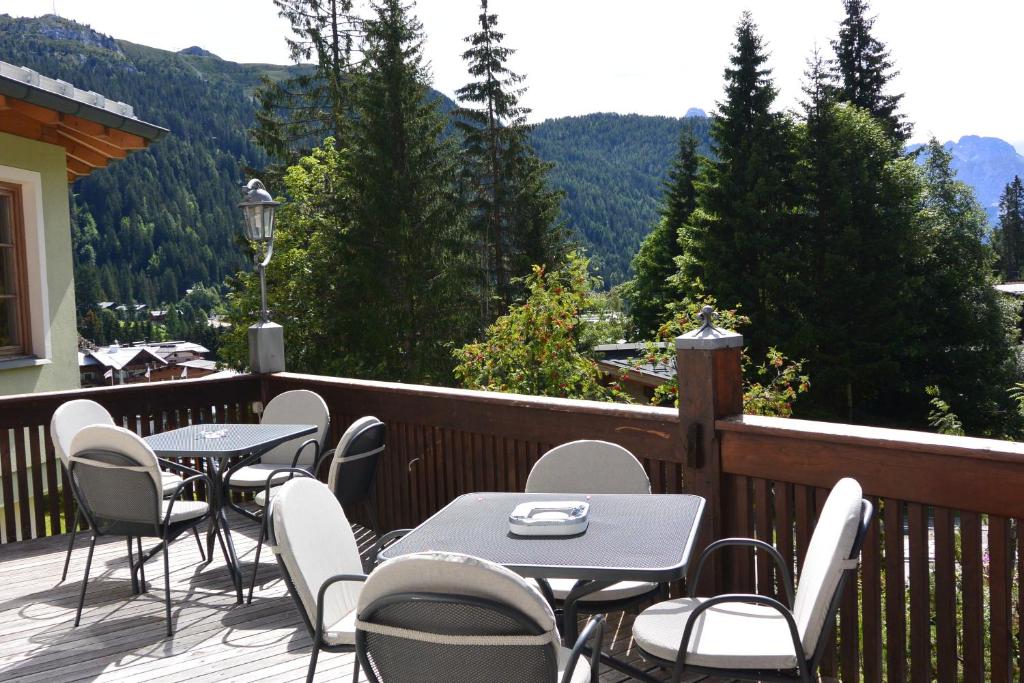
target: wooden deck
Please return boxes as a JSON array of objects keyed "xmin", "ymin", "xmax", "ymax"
[{"xmin": 0, "ymin": 512, "xmax": 702, "ymax": 682}]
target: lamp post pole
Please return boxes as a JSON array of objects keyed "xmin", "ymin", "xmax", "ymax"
[{"xmin": 239, "ymin": 179, "xmax": 284, "ymax": 373}]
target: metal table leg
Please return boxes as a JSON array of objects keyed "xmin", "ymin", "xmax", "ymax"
[{"xmin": 201, "ymin": 457, "xmax": 243, "ymax": 603}]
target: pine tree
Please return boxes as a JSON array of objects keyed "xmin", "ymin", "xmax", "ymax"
[
  {"xmin": 252, "ymin": 0, "xmax": 361, "ymax": 168},
  {"xmin": 625, "ymin": 129, "xmax": 699, "ymax": 336},
  {"xmin": 453, "ymin": 0, "xmax": 566, "ymax": 317},
  {"xmin": 677, "ymin": 12, "xmax": 801, "ymax": 356},
  {"xmin": 346, "ymin": 0, "xmax": 475, "ymax": 382},
  {"xmin": 831, "ymin": 0, "xmax": 909, "ymax": 141},
  {"xmin": 994, "ymin": 176, "xmax": 1024, "ymax": 281},
  {"xmin": 795, "ymin": 56, "xmax": 922, "ymax": 421},
  {"xmin": 910, "ymin": 141, "xmax": 1020, "ymax": 434}
]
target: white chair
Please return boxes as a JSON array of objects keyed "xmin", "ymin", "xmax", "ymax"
[
  {"xmin": 67, "ymin": 424, "xmax": 224, "ymax": 636},
  {"xmin": 356, "ymin": 551, "xmax": 604, "ymax": 683},
  {"xmin": 268, "ymin": 476, "xmax": 368, "ymax": 683},
  {"xmin": 224, "ymin": 390, "xmax": 330, "ymax": 522},
  {"xmin": 525, "ymin": 440, "xmax": 661, "ymax": 617},
  {"xmin": 631, "ymin": 478, "xmax": 873, "ymax": 683},
  {"xmin": 50, "ymin": 399, "xmax": 202, "ymax": 582},
  {"xmin": 248, "ymin": 416, "xmax": 385, "ymax": 603}
]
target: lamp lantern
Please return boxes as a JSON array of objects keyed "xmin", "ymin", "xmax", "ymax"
[{"xmin": 239, "ymin": 179, "xmax": 280, "ymax": 323}]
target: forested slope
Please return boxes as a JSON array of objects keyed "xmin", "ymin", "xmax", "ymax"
[{"xmin": 0, "ymin": 14, "xmax": 710, "ymax": 299}]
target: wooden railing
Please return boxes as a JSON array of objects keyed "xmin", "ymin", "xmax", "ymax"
[
  {"xmin": 717, "ymin": 415, "xmax": 1024, "ymax": 683},
  {"xmin": 264, "ymin": 373, "xmax": 682, "ymax": 531},
  {"xmin": 0, "ymin": 375, "xmax": 260, "ymax": 544},
  {"xmin": 3, "ymin": 353, "xmax": 1024, "ymax": 681}
]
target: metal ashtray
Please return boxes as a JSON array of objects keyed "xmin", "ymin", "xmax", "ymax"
[
  {"xmin": 198, "ymin": 428, "xmax": 228, "ymax": 440},
  {"xmin": 509, "ymin": 501, "xmax": 590, "ymax": 537}
]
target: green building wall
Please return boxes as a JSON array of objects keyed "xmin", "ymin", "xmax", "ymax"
[{"xmin": 0, "ymin": 131, "xmax": 80, "ymax": 396}]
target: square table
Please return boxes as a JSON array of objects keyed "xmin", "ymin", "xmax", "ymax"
[
  {"xmin": 378, "ymin": 491, "xmax": 705, "ymax": 674},
  {"xmin": 145, "ymin": 422, "xmax": 317, "ymax": 602}
]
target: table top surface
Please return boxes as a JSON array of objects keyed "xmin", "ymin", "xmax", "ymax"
[
  {"xmin": 378, "ymin": 492, "xmax": 706, "ymax": 582},
  {"xmin": 144, "ymin": 423, "xmax": 317, "ymax": 459}
]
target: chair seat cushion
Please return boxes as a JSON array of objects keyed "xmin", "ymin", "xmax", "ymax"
[
  {"xmin": 254, "ymin": 485, "xmax": 283, "ymax": 508},
  {"xmin": 322, "ymin": 607, "xmax": 358, "ymax": 646},
  {"xmin": 161, "ymin": 499, "xmax": 209, "ymax": 525},
  {"xmin": 160, "ymin": 472, "xmax": 183, "ymax": 496},
  {"xmin": 633, "ymin": 597, "xmax": 800, "ymax": 670},
  {"xmin": 534, "ymin": 578, "xmax": 658, "ymax": 604},
  {"xmin": 228, "ymin": 464, "xmax": 308, "ymax": 488},
  {"xmin": 557, "ymin": 646, "xmax": 591, "ymax": 683}
]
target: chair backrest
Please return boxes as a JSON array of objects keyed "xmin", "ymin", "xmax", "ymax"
[
  {"xmin": 356, "ymin": 552, "xmax": 561, "ymax": 682},
  {"xmin": 269, "ymin": 477, "xmax": 364, "ymax": 634},
  {"xmin": 50, "ymin": 399, "xmax": 115, "ymax": 467},
  {"xmin": 260, "ymin": 390, "xmax": 330, "ymax": 466},
  {"xmin": 792, "ymin": 477, "xmax": 866, "ymax": 656},
  {"xmin": 327, "ymin": 416, "xmax": 386, "ymax": 505},
  {"xmin": 525, "ymin": 439, "xmax": 650, "ymax": 494},
  {"xmin": 68, "ymin": 424, "xmax": 163, "ymax": 533}
]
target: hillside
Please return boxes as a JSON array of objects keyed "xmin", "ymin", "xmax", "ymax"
[
  {"xmin": 938, "ymin": 136, "xmax": 1024, "ymax": 220},
  {"xmin": 8, "ymin": 14, "xmax": 1019, "ymax": 302},
  {"xmin": 0, "ymin": 14, "xmax": 715, "ymax": 299},
  {"xmin": 532, "ymin": 112, "xmax": 712, "ymax": 284}
]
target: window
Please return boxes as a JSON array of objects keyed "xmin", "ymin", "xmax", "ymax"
[{"xmin": 0, "ymin": 182, "xmax": 29, "ymax": 357}]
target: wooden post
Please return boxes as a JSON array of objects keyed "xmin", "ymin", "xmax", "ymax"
[{"xmin": 676, "ymin": 306, "xmax": 744, "ymax": 595}]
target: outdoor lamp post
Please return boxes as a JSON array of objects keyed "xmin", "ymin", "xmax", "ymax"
[
  {"xmin": 239, "ymin": 179, "xmax": 285, "ymax": 373},
  {"xmin": 239, "ymin": 179, "xmax": 280, "ymax": 323}
]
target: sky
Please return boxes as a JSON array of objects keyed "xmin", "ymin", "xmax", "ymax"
[{"xmin": 5, "ymin": 0, "xmax": 1023, "ymax": 150}]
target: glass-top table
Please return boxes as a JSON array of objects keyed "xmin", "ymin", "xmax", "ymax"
[
  {"xmin": 145, "ymin": 423, "xmax": 317, "ymax": 603},
  {"xmin": 379, "ymin": 491, "xmax": 706, "ymax": 676}
]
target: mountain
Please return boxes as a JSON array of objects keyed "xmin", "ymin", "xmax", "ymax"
[
  {"xmin": 939, "ymin": 136, "xmax": 1024, "ymax": 220},
  {"xmin": 909, "ymin": 136, "xmax": 1024, "ymax": 221},
  {"xmin": 0, "ymin": 14, "xmax": 716, "ymax": 299},
  {"xmin": 532, "ymin": 113, "xmax": 712, "ymax": 284}
]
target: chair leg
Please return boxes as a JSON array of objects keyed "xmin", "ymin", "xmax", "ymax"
[
  {"xmin": 61, "ymin": 509, "xmax": 83, "ymax": 583},
  {"xmin": 137, "ymin": 536, "xmax": 147, "ymax": 593},
  {"xmin": 74, "ymin": 536, "xmax": 96, "ymax": 627},
  {"xmin": 247, "ymin": 514, "xmax": 268, "ymax": 604},
  {"xmin": 192, "ymin": 526, "xmax": 206, "ymax": 562},
  {"xmin": 163, "ymin": 540, "xmax": 173, "ymax": 637},
  {"xmin": 127, "ymin": 537, "xmax": 139, "ymax": 594},
  {"xmin": 351, "ymin": 654, "xmax": 360, "ymax": 683},
  {"xmin": 306, "ymin": 644, "xmax": 320, "ymax": 683}
]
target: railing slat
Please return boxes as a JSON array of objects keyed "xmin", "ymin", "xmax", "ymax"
[
  {"xmin": 861, "ymin": 498, "xmax": 883, "ymax": 683},
  {"xmin": 933, "ymin": 507, "xmax": 958, "ymax": 683},
  {"xmin": 0, "ymin": 429, "xmax": 15, "ymax": 542},
  {"xmin": 752, "ymin": 478, "xmax": 772, "ymax": 596},
  {"xmin": 13, "ymin": 427, "xmax": 30, "ymax": 541},
  {"xmin": 884, "ymin": 498, "xmax": 907, "ymax": 682},
  {"xmin": 989, "ymin": 516, "xmax": 1013, "ymax": 683},
  {"xmin": 908, "ymin": 502, "xmax": 930, "ymax": 683},
  {"xmin": 28, "ymin": 425, "xmax": 45, "ymax": 536},
  {"xmin": 961, "ymin": 511, "xmax": 984, "ymax": 681},
  {"xmin": 42, "ymin": 427, "xmax": 61, "ymax": 535}
]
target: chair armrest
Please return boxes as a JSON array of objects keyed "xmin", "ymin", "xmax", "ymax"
[
  {"xmin": 158, "ymin": 458, "xmax": 202, "ymax": 478},
  {"xmin": 314, "ymin": 573, "xmax": 368, "ymax": 644},
  {"xmin": 675, "ymin": 594, "xmax": 805, "ymax": 674},
  {"xmin": 290, "ymin": 438, "xmax": 320, "ymax": 469},
  {"xmin": 372, "ymin": 528, "xmax": 413, "ymax": 565},
  {"xmin": 689, "ymin": 537, "xmax": 795, "ymax": 607},
  {"xmin": 260, "ymin": 467, "xmax": 315, "ymax": 508},
  {"xmin": 313, "ymin": 447, "xmax": 336, "ymax": 476},
  {"xmin": 563, "ymin": 614, "xmax": 604, "ymax": 683},
  {"xmin": 162, "ymin": 473, "xmax": 214, "ymax": 535}
]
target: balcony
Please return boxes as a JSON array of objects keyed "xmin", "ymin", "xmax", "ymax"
[{"xmin": 2, "ymin": 354, "xmax": 1023, "ymax": 681}]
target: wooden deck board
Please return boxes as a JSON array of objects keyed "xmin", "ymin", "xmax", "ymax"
[{"xmin": 0, "ymin": 514, "xmax": 726, "ymax": 682}]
